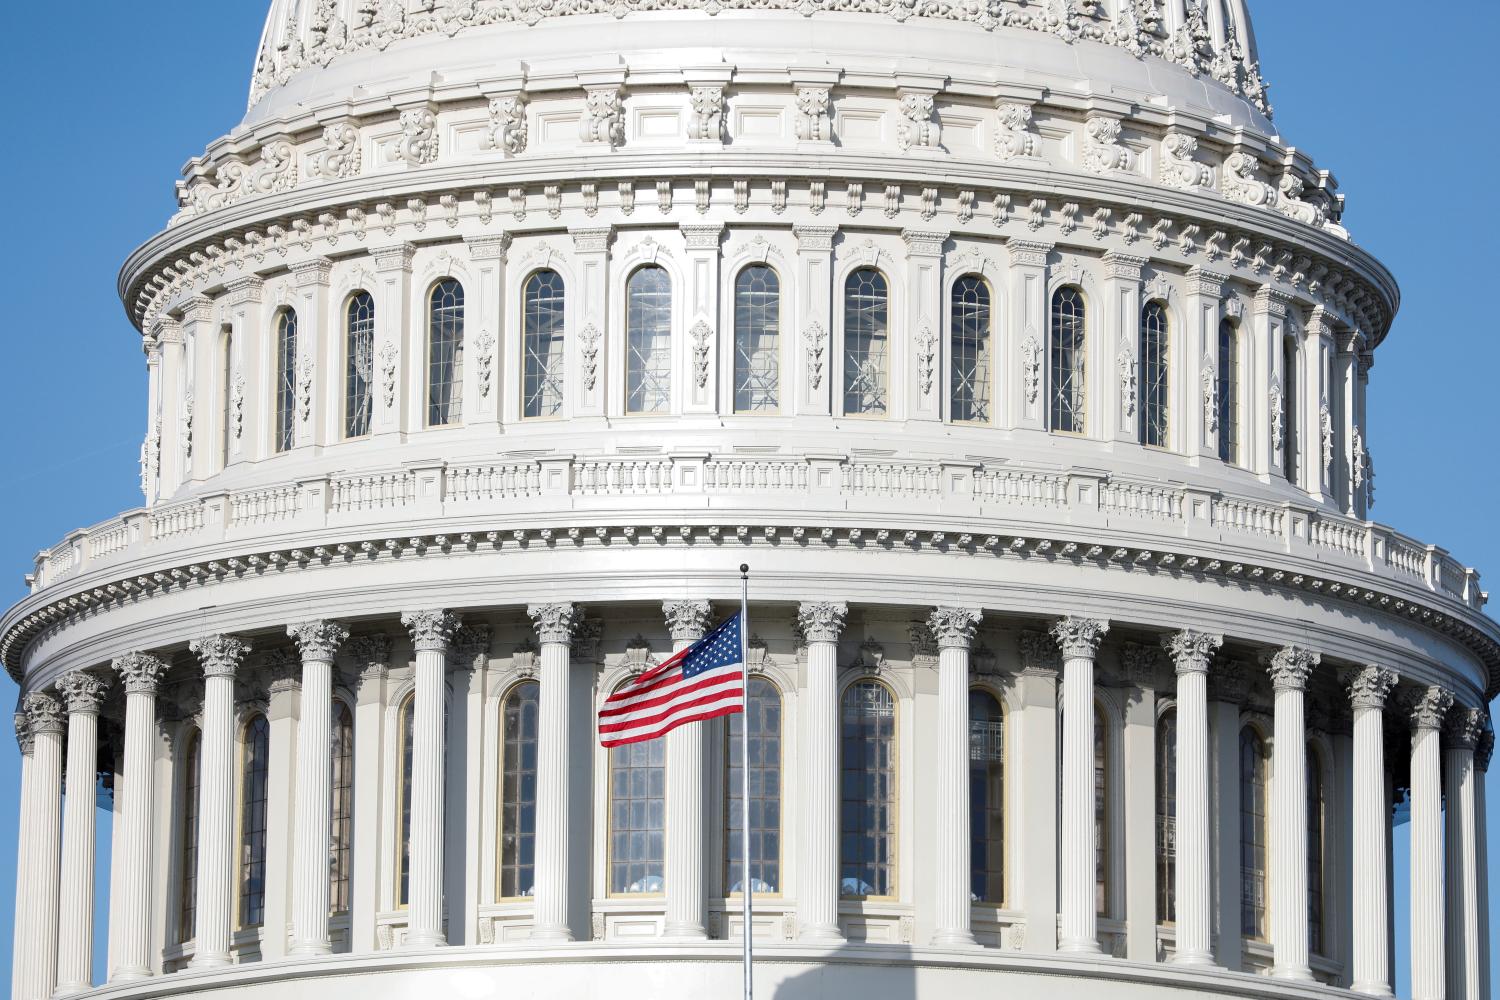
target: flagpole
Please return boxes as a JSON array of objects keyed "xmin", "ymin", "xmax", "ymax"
[{"xmin": 739, "ymin": 562, "xmax": 753, "ymax": 1000}]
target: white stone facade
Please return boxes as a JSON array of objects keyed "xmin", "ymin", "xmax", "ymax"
[{"xmin": 5, "ymin": 2, "xmax": 1495, "ymax": 999}]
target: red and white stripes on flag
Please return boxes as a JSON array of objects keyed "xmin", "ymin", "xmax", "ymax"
[{"xmin": 599, "ymin": 612, "xmax": 745, "ymax": 747}]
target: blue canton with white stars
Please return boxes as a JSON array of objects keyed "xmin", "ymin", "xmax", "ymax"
[{"xmin": 681, "ymin": 613, "xmax": 744, "ymax": 678}]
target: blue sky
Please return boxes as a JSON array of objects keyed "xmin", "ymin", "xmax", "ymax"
[{"xmin": 0, "ymin": 2, "xmax": 1494, "ymax": 994}]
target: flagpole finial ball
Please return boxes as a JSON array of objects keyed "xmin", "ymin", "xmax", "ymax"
[{"xmin": 740, "ymin": 563, "xmax": 749, "ymax": 576}]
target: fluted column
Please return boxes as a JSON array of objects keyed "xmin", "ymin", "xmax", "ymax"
[
  {"xmin": 527, "ymin": 602, "xmax": 579, "ymax": 942},
  {"xmin": 663, "ymin": 599, "xmax": 712, "ymax": 939},
  {"xmin": 798, "ymin": 601, "xmax": 848, "ymax": 942},
  {"xmin": 109, "ymin": 652, "xmax": 167, "ymax": 981},
  {"xmin": 348, "ymin": 635, "xmax": 392, "ymax": 953},
  {"xmin": 12, "ymin": 713, "xmax": 35, "ymax": 1000},
  {"xmin": 930, "ymin": 607, "xmax": 983, "ymax": 947},
  {"xmin": 400, "ymin": 610, "xmax": 461, "ymax": 948},
  {"xmin": 18, "ymin": 692, "xmax": 64, "ymax": 1000},
  {"xmin": 288, "ymin": 621, "xmax": 350, "ymax": 955},
  {"xmin": 1408, "ymin": 685, "xmax": 1453, "ymax": 1000},
  {"xmin": 1266, "ymin": 646, "xmax": 1316, "ymax": 980},
  {"xmin": 1347, "ymin": 666, "xmax": 1398, "ymax": 996},
  {"xmin": 1444, "ymin": 707, "xmax": 1483, "ymax": 1000},
  {"xmin": 185, "ymin": 635, "xmax": 250, "ymax": 967},
  {"xmin": 1053, "ymin": 616, "xmax": 1109, "ymax": 954},
  {"xmin": 54, "ymin": 673, "xmax": 108, "ymax": 995},
  {"xmin": 1164, "ymin": 630, "xmax": 1222, "ymax": 966},
  {"xmin": 1474, "ymin": 728, "xmax": 1493, "ymax": 1000}
]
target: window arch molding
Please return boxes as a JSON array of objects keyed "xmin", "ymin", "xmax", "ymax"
[
  {"xmin": 832, "ymin": 253, "xmax": 903, "ymax": 420},
  {"xmin": 719, "ymin": 240, "xmax": 792, "ymax": 411},
  {"xmin": 943, "ymin": 267, "xmax": 1001, "ymax": 425}
]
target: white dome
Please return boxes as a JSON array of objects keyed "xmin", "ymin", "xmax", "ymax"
[{"xmin": 247, "ymin": 0, "xmax": 1272, "ymax": 128}]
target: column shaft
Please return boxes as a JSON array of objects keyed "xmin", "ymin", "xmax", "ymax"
[
  {"xmin": 291, "ymin": 658, "xmax": 334, "ymax": 954},
  {"xmin": 11, "ymin": 733, "xmax": 34, "ymax": 1000},
  {"xmin": 1267, "ymin": 648, "xmax": 1314, "ymax": 979},
  {"xmin": 1409, "ymin": 688, "xmax": 1452, "ymax": 1000},
  {"xmin": 798, "ymin": 601, "xmax": 847, "ymax": 941},
  {"xmin": 22, "ymin": 696, "xmax": 64, "ymax": 1000},
  {"xmin": 664, "ymin": 600, "xmax": 711, "ymax": 939},
  {"xmin": 1055, "ymin": 618, "xmax": 1108, "ymax": 954},
  {"xmin": 1175, "ymin": 666, "xmax": 1212, "ymax": 962},
  {"xmin": 110, "ymin": 653, "xmax": 166, "ymax": 981},
  {"xmin": 529, "ymin": 602, "xmax": 577, "ymax": 941},
  {"xmin": 1443, "ymin": 709, "xmax": 1483, "ymax": 1000},
  {"xmin": 1349, "ymin": 671, "xmax": 1395, "ymax": 995},
  {"xmin": 409, "ymin": 648, "xmax": 447, "ymax": 946},
  {"xmin": 56, "ymin": 675, "xmax": 107, "ymax": 995},
  {"xmin": 932, "ymin": 643, "xmax": 974, "ymax": 945},
  {"xmin": 188, "ymin": 636, "xmax": 249, "ymax": 967}
]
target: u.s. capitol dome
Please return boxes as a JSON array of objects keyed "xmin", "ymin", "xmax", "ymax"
[{"xmin": 5, "ymin": 1, "xmax": 1493, "ymax": 999}]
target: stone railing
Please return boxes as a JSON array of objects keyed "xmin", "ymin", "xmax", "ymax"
[{"xmin": 25, "ymin": 453, "xmax": 1487, "ymax": 616}]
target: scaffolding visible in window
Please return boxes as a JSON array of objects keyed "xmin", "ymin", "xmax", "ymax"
[
  {"xmin": 1140, "ymin": 301, "xmax": 1170, "ymax": 447},
  {"xmin": 523, "ymin": 271, "xmax": 565, "ymax": 419},
  {"xmin": 427, "ymin": 280, "xmax": 465, "ymax": 426},
  {"xmin": 842, "ymin": 269, "xmax": 889, "ymax": 416},
  {"xmin": 1051, "ymin": 287, "xmax": 1087, "ymax": 434},
  {"xmin": 950, "ymin": 276, "xmax": 993, "ymax": 423},
  {"xmin": 1218, "ymin": 319, "xmax": 1240, "ymax": 465},
  {"xmin": 274, "ymin": 310, "xmax": 298, "ymax": 453},
  {"xmin": 733, "ymin": 266, "xmax": 780, "ymax": 413},
  {"xmin": 625, "ymin": 266, "xmax": 672, "ymax": 414},
  {"xmin": 345, "ymin": 292, "xmax": 375, "ymax": 438}
]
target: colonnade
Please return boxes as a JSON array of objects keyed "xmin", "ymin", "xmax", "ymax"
[{"xmin": 8, "ymin": 603, "xmax": 1492, "ymax": 1000}]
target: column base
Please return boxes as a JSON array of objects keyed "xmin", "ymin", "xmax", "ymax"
[
  {"xmin": 798, "ymin": 923, "xmax": 844, "ymax": 944},
  {"xmin": 189, "ymin": 953, "xmax": 231, "ymax": 971},
  {"xmin": 1349, "ymin": 985, "xmax": 1394, "ymax": 998},
  {"xmin": 662, "ymin": 922, "xmax": 708, "ymax": 940},
  {"xmin": 401, "ymin": 932, "xmax": 448, "ymax": 950},
  {"xmin": 929, "ymin": 930, "xmax": 979, "ymax": 948},
  {"xmin": 109, "ymin": 968, "xmax": 153, "ymax": 984},
  {"xmin": 529, "ymin": 925, "xmax": 575, "ymax": 943},
  {"xmin": 1057, "ymin": 939, "xmax": 1104, "ymax": 955},
  {"xmin": 1271, "ymin": 965, "xmax": 1313, "ymax": 981},
  {"xmin": 53, "ymin": 981, "xmax": 91, "ymax": 997},
  {"xmin": 1169, "ymin": 950, "xmax": 1216, "ymax": 968},
  {"xmin": 288, "ymin": 940, "xmax": 333, "ymax": 957}
]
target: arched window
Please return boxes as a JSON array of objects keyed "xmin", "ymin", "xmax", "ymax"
[
  {"xmin": 840, "ymin": 680, "xmax": 897, "ymax": 898},
  {"xmin": 345, "ymin": 292, "xmax": 375, "ymax": 438},
  {"xmin": 499, "ymin": 681, "xmax": 540, "ymax": 898},
  {"xmin": 1094, "ymin": 704, "xmax": 1109, "ymax": 915},
  {"xmin": 427, "ymin": 279, "xmax": 465, "ymax": 426},
  {"xmin": 969, "ymin": 689, "xmax": 1005, "ymax": 904},
  {"xmin": 238, "ymin": 714, "xmax": 270, "ymax": 928},
  {"xmin": 523, "ymin": 271, "xmax": 566, "ymax": 419},
  {"xmin": 274, "ymin": 309, "xmax": 298, "ymax": 453},
  {"xmin": 1282, "ymin": 335, "xmax": 1299, "ymax": 483},
  {"xmin": 1156, "ymin": 708, "xmax": 1177, "ymax": 923},
  {"xmin": 843, "ymin": 268, "xmax": 889, "ymax": 417},
  {"xmin": 625, "ymin": 265, "xmax": 672, "ymax": 414},
  {"xmin": 950, "ymin": 276, "xmax": 993, "ymax": 424},
  {"xmin": 1217, "ymin": 319, "xmax": 1239, "ymax": 465},
  {"xmin": 1307, "ymin": 743, "xmax": 1326, "ymax": 955},
  {"xmin": 179, "ymin": 728, "xmax": 202, "ymax": 943},
  {"xmin": 733, "ymin": 265, "xmax": 781, "ymax": 413},
  {"xmin": 330, "ymin": 701, "xmax": 354, "ymax": 914},
  {"xmin": 397, "ymin": 693, "xmax": 414, "ymax": 908},
  {"xmin": 1050, "ymin": 287, "xmax": 1087, "ymax": 434},
  {"xmin": 1239, "ymin": 726, "xmax": 1270, "ymax": 940},
  {"xmin": 219, "ymin": 327, "xmax": 234, "ymax": 469},
  {"xmin": 727, "ymin": 677, "xmax": 782, "ymax": 894},
  {"xmin": 1140, "ymin": 301, "xmax": 1170, "ymax": 447},
  {"xmin": 609, "ymin": 726, "xmax": 666, "ymax": 894}
]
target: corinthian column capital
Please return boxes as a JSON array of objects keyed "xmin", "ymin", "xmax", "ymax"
[
  {"xmin": 928, "ymin": 607, "xmax": 983, "ymax": 651},
  {"xmin": 189, "ymin": 635, "xmax": 252, "ymax": 679},
  {"xmin": 1406, "ymin": 685, "xmax": 1454, "ymax": 732},
  {"xmin": 14, "ymin": 711, "xmax": 31, "ymax": 754},
  {"xmin": 1346, "ymin": 664, "xmax": 1399, "ymax": 710},
  {"xmin": 1051, "ymin": 617, "xmax": 1109, "ymax": 660},
  {"xmin": 1476, "ymin": 727, "xmax": 1494, "ymax": 772},
  {"xmin": 401, "ymin": 609, "xmax": 462, "ymax": 652},
  {"xmin": 527, "ymin": 602, "xmax": 579, "ymax": 645},
  {"xmin": 1264, "ymin": 645, "xmax": 1318, "ymax": 692},
  {"xmin": 287, "ymin": 621, "xmax": 350, "ymax": 662},
  {"xmin": 1163, "ymin": 630, "xmax": 1222, "ymax": 674},
  {"xmin": 663, "ymin": 600, "xmax": 713, "ymax": 644},
  {"xmin": 57, "ymin": 670, "xmax": 108, "ymax": 715},
  {"xmin": 112, "ymin": 651, "xmax": 168, "ymax": 695},
  {"xmin": 1443, "ymin": 706, "xmax": 1484, "ymax": 751},
  {"xmin": 23, "ymin": 690, "xmax": 65, "ymax": 736},
  {"xmin": 797, "ymin": 601, "xmax": 848, "ymax": 644}
]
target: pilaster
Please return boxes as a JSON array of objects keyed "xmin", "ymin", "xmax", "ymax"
[
  {"xmin": 793, "ymin": 226, "xmax": 837, "ymax": 417},
  {"xmin": 568, "ymin": 228, "xmax": 612, "ymax": 419},
  {"xmin": 347, "ymin": 635, "xmax": 393, "ymax": 954},
  {"xmin": 1053, "ymin": 616, "xmax": 1109, "ymax": 953},
  {"xmin": 1005, "ymin": 241, "xmax": 1052, "ymax": 431},
  {"xmin": 1015, "ymin": 630, "xmax": 1060, "ymax": 951},
  {"xmin": 902, "ymin": 229, "xmax": 947, "ymax": 423},
  {"xmin": 466, "ymin": 235, "xmax": 511, "ymax": 430},
  {"xmin": 1252, "ymin": 287, "xmax": 1292, "ymax": 480},
  {"xmin": 1101, "ymin": 252, "xmax": 1147, "ymax": 443},
  {"xmin": 290, "ymin": 258, "xmax": 333, "ymax": 450},
  {"xmin": 680, "ymin": 224, "xmax": 725, "ymax": 415},
  {"xmin": 527, "ymin": 602, "xmax": 580, "ymax": 941},
  {"xmin": 1185, "ymin": 268, "xmax": 1227, "ymax": 461},
  {"xmin": 797, "ymin": 600, "xmax": 848, "ymax": 941},
  {"xmin": 371, "ymin": 244, "xmax": 415, "ymax": 438}
]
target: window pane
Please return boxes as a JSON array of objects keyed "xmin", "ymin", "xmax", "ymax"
[
  {"xmin": 1156, "ymin": 709, "xmax": 1177, "ymax": 923},
  {"xmin": 1307, "ymin": 746, "xmax": 1325, "ymax": 955},
  {"xmin": 275, "ymin": 310, "xmax": 298, "ymax": 453},
  {"xmin": 843, "ymin": 269, "xmax": 889, "ymax": 416},
  {"xmin": 428, "ymin": 280, "xmax": 465, "ymax": 426},
  {"xmin": 1051, "ymin": 287, "xmax": 1086, "ymax": 433},
  {"xmin": 727, "ymin": 678, "xmax": 782, "ymax": 894},
  {"xmin": 523, "ymin": 271, "xmax": 566, "ymax": 419},
  {"xmin": 969, "ymin": 690, "xmax": 1004, "ymax": 904},
  {"xmin": 330, "ymin": 703, "xmax": 354, "ymax": 913},
  {"xmin": 734, "ymin": 266, "xmax": 780, "ymax": 413},
  {"xmin": 1140, "ymin": 301, "xmax": 1169, "ymax": 447},
  {"xmin": 500, "ymin": 682, "xmax": 540, "ymax": 897},
  {"xmin": 840, "ymin": 681, "xmax": 896, "ymax": 897},
  {"xmin": 950, "ymin": 276, "xmax": 992, "ymax": 423},
  {"xmin": 610, "ymin": 731, "xmax": 665, "ymax": 893},
  {"xmin": 1240, "ymin": 729, "xmax": 1269, "ymax": 939},
  {"xmin": 179, "ymin": 730, "xmax": 202, "ymax": 942},
  {"xmin": 345, "ymin": 292, "xmax": 375, "ymax": 438},
  {"xmin": 626, "ymin": 266, "xmax": 672, "ymax": 414},
  {"xmin": 239, "ymin": 716, "xmax": 270, "ymax": 928},
  {"xmin": 1218, "ymin": 320, "xmax": 1239, "ymax": 465},
  {"xmin": 1095, "ymin": 705, "xmax": 1108, "ymax": 915}
]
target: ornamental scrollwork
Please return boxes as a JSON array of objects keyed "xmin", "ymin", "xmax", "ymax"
[
  {"xmin": 231, "ymin": 374, "xmax": 247, "ymax": 440},
  {"xmin": 580, "ymin": 86, "xmax": 624, "ymax": 148},
  {"xmin": 1163, "ymin": 630, "xmax": 1222, "ymax": 674},
  {"xmin": 1264, "ymin": 645, "xmax": 1318, "ymax": 692},
  {"xmin": 288, "ymin": 620, "xmax": 351, "ymax": 661},
  {"xmin": 1346, "ymin": 665, "xmax": 1398, "ymax": 710},
  {"xmin": 579, "ymin": 323, "xmax": 601, "ymax": 392},
  {"xmin": 480, "ymin": 93, "xmax": 528, "ymax": 155},
  {"xmin": 1406, "ymin": 685, "xmax": 1454, "ymax": 732},
  {"xmin": 297, "ymin": 356, "xmax": 316, "ymax": 424},
  {"xmin": 1319, "ymin": 395, "xmax": 1334, "ymax": 477},
  {"xmin": 1021, "ymin": 334, "xmax": 1042, "ymax": 405},
  {"xmin": 690, "ymin": 320, "xmax": 714, "ymax": 389},
  {"xmin": 1117, "ymin": 349, "xmax": 1137, "ymax": 419},
  {"xmin": 190, "ymin": 634, "xmax": 253, "ymax": 678},
  {"xmin": 895, "ymin": 93, "xmax": 938, "ymax": 152},
  {"xmin": 803, "ymin": 322, "xmax": 826, "ymax": 391},
  {"xmin": 57, "ymin": 671, "xmax": 109, "ymax": 715},
  {"xmin": 994, "ymin": 102, "xmax": 1039, "ymax": 161},
  {"xmin": 401, "ymin": 609, "xmax": 462, "ymax": 651},
  {"xmin": 915, "ymin": 323, "xmax": 938, "ymax": 397},
  {"xmin": 313, "ymin": 121, "xmax": 362, "ymax": 179},
  {"xmin": 23, "ymin": 691, "xmax": 65, "ymax": 736},
  {"xmin": 664, "ymin": 600, "xmax": 713, "ymax": 643},
  {"xmin": 377, "ymin": 341, "xmax": 399, "ymax": 408},
  {"xmin": 1268, "ymin": 381, "xmax": 1285, "ymax": 454},
  {"xmin": 688, "ymin": 86, "xmax": 725, "ymax": 142},
  {"xmin": 1277, "ymin": 171, "xmax": 1326, "ymax": 227},
  {"xmin": 1445, "ymin": 707, "xmax": 1485, "ymax": 751},
  {"xmin": 1200, "ymin": 360, "xmax": 1218, "ymax": 436},
  {"xmin": 475, "ymin": 330, "xmax": 496, "ymax": 399},
  {"xmin": 794, "ymin": 87, "xmax": 832, "ymax": 142},
  {"xmin": 1082, "ymin": 116, "xmax": 1132, "ymax": 174},
  {"xmin": 1159, "ymin": 131, "xmax": 1211, "ymax": 190},
  {"xmin": 113, "ymin": 651, "xmax": 169, "ymax": 695},
  {"xmin": 390, "ymin": 108, "xmax": 439, "ymax": 167},
  {"xmin": 1221, "ymin": 148, "xmax": 1275, "ymax": 208},
  {"xmin": 927, "ymin": 607, "xmax": 982, "ymax": 651},
  {"xmin": 528, "ymin": 602, "xmax": 580, "ymax": 645}
]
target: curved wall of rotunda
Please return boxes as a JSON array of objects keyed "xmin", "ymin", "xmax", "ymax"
[{"xmin": 4, "ymin": 2, "xmax": 1494, "ymax": 1000}]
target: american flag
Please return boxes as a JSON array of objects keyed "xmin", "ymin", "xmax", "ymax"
[{"xmin": 599, "ymin": 612, "xmax": 745, "ymax": 747}]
